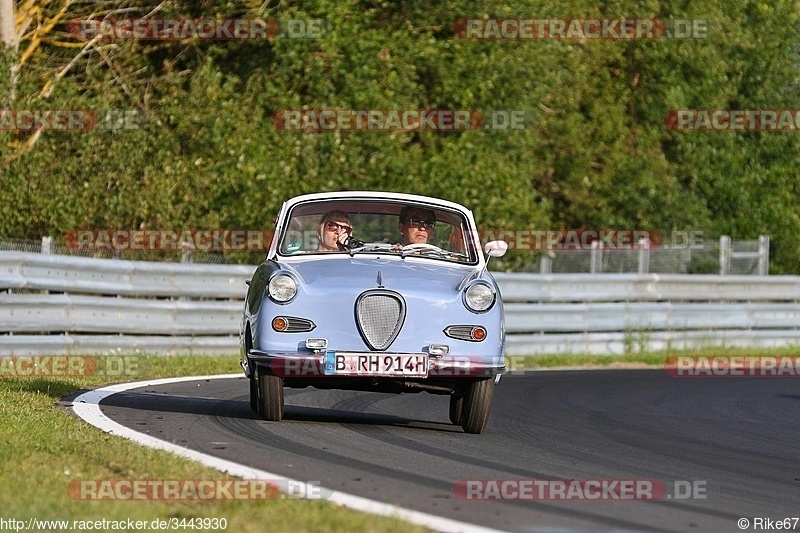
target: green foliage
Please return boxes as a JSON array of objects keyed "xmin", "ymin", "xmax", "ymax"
[{"xmin": 1, "ymin": 0, "xmax": 799, "ymax": 272}]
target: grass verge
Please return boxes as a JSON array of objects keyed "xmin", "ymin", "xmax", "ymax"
[
  {"xmin": 0, "ymin": 355, "xmax": 424, "ymax": 532},
  {"xmin": 505, "ymin": 345, "xmax": 800, "ymax": 371}
]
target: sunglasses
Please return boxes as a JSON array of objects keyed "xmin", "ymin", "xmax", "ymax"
[
  {"xmin": 324, "ymin": 221, "xmax": 352, "ymax": 234},
  {"xmin": 406, "ymin": 217, "xmax": 436, "ymax": 230}
]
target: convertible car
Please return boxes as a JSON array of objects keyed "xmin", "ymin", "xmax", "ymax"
[{"xmin": 240, "ymin": 191, "xmax": 507, "ymax": 433}]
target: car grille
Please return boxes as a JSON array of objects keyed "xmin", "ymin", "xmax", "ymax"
[{"xmin": 355, "ymin": 290, "xmax": 406, "ymax": 351}]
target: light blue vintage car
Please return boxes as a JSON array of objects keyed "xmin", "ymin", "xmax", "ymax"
[{"xmin": 240, "ymin": 191, "xmax": 507, "ymax": 433}]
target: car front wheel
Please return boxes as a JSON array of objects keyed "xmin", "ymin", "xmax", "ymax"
[
  {"xmin": 249, "ymin": 377, "xmax": 258, "ymax": 413},
  {"xmin": 449, "ymin": 393, "xmax": 464, "ymax": 425},
  {"xmin": 461, "ymin": 378, "xmax": 495, "ymax": 434},
  {"xmin": 256, "ymin": 368, "xmax": 284, "ymax": 421}
]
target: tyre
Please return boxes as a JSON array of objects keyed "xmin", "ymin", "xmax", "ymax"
[
  {"xmin": 256, "ymin": 369, "xmax": 284, "ymax": 421},
  {"xmin": 461, "ymin": 378, "xmax": 495, "ymax": 434},
  {"xmin": 449, "ymin": 393, "xmax": 464, "ymax": 425},
  {"xmin": 249, "ymin": 376, "xmax": 258, "ymax": 413}
]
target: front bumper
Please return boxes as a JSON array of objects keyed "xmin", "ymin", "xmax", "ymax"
[{"xmin": 246, "ymin": 349, "xmax": 505, "ymax": 380}]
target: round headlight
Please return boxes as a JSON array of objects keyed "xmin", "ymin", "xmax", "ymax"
[
  {"xmin": 268, "ymin": 274, "xmax": 297, "ymax": 303},
  {"xmin": 465, "ymin": 283, "xmax": 494, "ymax": 312}
]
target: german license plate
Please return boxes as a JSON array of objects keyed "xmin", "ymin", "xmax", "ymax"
[{"xmin": 324, "ymin": 352, "xmax": 429, "ymax": 377}]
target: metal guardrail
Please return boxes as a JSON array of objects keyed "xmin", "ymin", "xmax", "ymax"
[
  {"xmin": 505, "ymin": 329, "xmax": 800, "ymax": 357},
  {"xmin": 0, "ymin": 251, "xmax": 251, "ymax": 298},
  {"xmin": 503, "ymin": 302, "xmax": 800, "ymax": 333},
  {"xmin": 0, "ymin": 293, "xmax": 240, "ymax": 335},
  {"xmin": 0, "ymin": 334, "xmax": 240, "ymax": 356},
  {"xmin": 494, "ymin": 273, "xmax": 800, "ymax": 302},
  {"xmin": 1, "ymin": 251, "xmax": 799, "ymax": 356}
]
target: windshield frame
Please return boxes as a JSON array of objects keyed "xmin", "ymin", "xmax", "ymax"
[{"xmin": 274, "ymin": 197, "xmax": 480, "ymax": 266}]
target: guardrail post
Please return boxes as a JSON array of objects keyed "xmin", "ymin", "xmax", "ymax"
[
  {"xmin": 683, "ymin": 236, "xmax": 692, "ymax": 274},
  {"xmin": 637, "ymin": 237, "xmax": 650, "ymax": 274},
  {"xmin": 540, "ymin": 253, "xmax": 552, "ymax": 274},
  {"xmin": 758, "ymin": 234, "xmax": 770, "ymax": 275},
  {"xmin": 590, "ymin": 240, "xmax": 603, "ymax": 274},
  {"xmin": 41, "ymin": 236, "xmax": 52, "ymax": 255},
  {"xmin": 719, "ymin": 235, "xmax": 731, "ymax": 276},
  {"xmin": 181, "ymin": 241, "xmax": 194, "ymax": 263}
]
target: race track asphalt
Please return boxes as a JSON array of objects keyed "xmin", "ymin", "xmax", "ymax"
[{"xmin": 88, "ymin": 370, "xmax": 800, "ymax": 532}]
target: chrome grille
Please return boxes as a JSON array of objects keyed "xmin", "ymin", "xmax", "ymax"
[{"xmin": 355, "ymin": 291, "xmax": 405, "ymax": 351}]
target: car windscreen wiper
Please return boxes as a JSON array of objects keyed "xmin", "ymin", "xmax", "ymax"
[
  {"xmin": 346, "ymin": 242, "xmax": 398, "ymax": 256},
  {"xmin": 399, "ymin": 244, "xmax": 470, "ymax": 261}
]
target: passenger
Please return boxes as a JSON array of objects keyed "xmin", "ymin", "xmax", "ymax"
[{"xmin": 398, "ymin": 206, "xmax": 436, "ymax": 245}]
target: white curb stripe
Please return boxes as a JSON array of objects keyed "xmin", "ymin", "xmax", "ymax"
[{"xmin": 72, "ymin": 374, "xmax": 505, "ymax": 533}]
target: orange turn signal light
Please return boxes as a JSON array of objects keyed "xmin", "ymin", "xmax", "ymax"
[{"xmin": 470, "ymin": 327, "xmax": 487, "ymax": 341}]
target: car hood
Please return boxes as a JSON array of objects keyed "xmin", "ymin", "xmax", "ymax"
[{"xmin": 280, "ymin": 256, "xmax": 481, "ymax": 296}]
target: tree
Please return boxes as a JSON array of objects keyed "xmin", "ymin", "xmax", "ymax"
[{"xmin": 1, "ymin": 0, "xmax": 799, "ymax": 273}]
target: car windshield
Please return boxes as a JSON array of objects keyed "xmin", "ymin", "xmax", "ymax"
[{"xmin": 278, "ymin": 199, "xmax": 479, "ymax": 264}]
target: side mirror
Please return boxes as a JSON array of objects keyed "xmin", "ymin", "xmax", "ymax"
[{"xmin": 484, "ymin": 240, "xmax": 508, "ymax": 258}]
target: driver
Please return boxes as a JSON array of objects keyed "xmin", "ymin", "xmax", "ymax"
[
  {"xmin": 398, "ymin": 206, "xmax": 436, "ymax": 245},
  {"xmin": 315, "ymin": 210, "xmax": 353, "ymax": 252}
]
